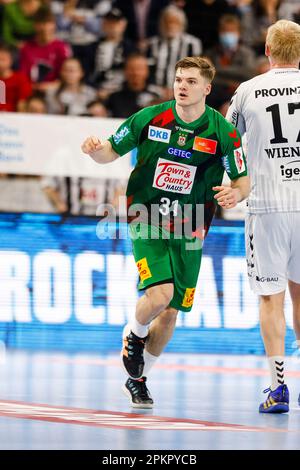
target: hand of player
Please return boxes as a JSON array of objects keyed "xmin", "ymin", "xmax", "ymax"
[
  {"xmin": 81, "ymin": 136, "xmax": 104, "ymax": 155},
  {"xmin": 212, "ymin": 185, "xmax": 240, "ymax": 209}
]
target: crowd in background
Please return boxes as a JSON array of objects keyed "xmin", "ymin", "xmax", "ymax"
[{"xmin": 0, "ymin": 0, "xmax": 299, "ymax": 217}]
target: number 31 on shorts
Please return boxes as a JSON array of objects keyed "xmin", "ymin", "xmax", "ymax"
[{"xmin": 159, "ymin": 197, "xmax": 179, "ymax": 216}]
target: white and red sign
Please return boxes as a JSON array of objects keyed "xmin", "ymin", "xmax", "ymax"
[
  {"xmin": 153, "ymin": 158, "xmax": 196, "ymax": 194},
  {"xmin": 0, "ymin": 399, "xmax": 281, "ymax": 432},
  {"xmin": 234, "ymin": 147, "xmax": 245, "ymax": 174}
]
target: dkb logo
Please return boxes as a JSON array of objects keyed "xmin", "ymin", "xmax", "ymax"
[{"xmin": 0, "ymin": 80, "xmax": 5, "ymax": 104}]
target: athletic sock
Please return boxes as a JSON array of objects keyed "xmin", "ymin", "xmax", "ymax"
[
  {"xmin": 131, "ymin": 318, "xmax": 149, "ymax": 338},
  {"xmin": 268, "ymin": 356, "xmax": 285, "ymax": 391},
  {"xmin": 143, "ymin": 349, "xmax": 158, "ymax": 376}
]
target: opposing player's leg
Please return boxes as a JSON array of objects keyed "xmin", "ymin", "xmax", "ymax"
[
  {"xmin": 288, "ymin": 280, "xmax": 300, "ymax": 345},
  {"xmin": 288, "ymin": 280, "xmax": 300, "ymax": 407},
  {"xmin": 259, "ymin": 292, "xmax": 289, "ymax": 413},
  {"xmin": 246, "ymin": 213, "xmax": 290, "ymax": 413}
]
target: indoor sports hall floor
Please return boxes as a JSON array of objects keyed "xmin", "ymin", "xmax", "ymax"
[{"xmin": 0, "ymin": 350, "xmax": 299, "ymax": 450}]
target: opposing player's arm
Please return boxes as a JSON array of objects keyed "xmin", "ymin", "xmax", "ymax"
[
  {"xmin": 214, "ymin": 115, "xmax": 249, "ymax": 208},
  {"xmin": 226, "ymin": 87, "xmax": 246, "ymax": 136},
  {"xmin": 81, "ymin": 137, "xmax": 119, "ymax": 164}
]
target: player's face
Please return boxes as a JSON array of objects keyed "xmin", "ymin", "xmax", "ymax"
[{"xmin": 174, "ymin": 67, "xmax": 211, "ymax": 108}]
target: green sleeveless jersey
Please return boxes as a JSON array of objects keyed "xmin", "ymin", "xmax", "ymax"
[{"xmin": 108, "ymin": 100, "xmax": 247, "ymax": 236}]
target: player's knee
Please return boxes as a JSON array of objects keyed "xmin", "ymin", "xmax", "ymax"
[
  {"xmin": 146, "ymin": 283, "xmax": 174, "ymax": 312},
  {"xmin": 158, "ymin": 307, "xmax": 178, "ymax": 328}
]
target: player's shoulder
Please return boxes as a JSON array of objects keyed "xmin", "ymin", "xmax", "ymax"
[
  {"xmin": 132, "ymin": 100, "xmax": 173, "ymax": 121},
  {"xmin": 235, "ymin": 71, "xmax": 272, "ymax": 97},
  {"xmin": 207, "ymin": 106, "xmax": 236, "ymax": 132}
]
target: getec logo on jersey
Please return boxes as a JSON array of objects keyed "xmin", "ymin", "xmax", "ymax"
[
  {"xmin": 234, "ymin": 147, "xmax": 245, "ymax": 174},
  {"xmin": 153, "ymin": 158, "xmax": 196, "ymax": 194},
  {"xmin": 148, "ymin": 126, "xmax": 171, "ymax": 143}
]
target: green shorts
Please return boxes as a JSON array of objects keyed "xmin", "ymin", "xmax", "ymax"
[{"xmin": 130, "ymin": 224, "xmax": 203, "ymax": 312}]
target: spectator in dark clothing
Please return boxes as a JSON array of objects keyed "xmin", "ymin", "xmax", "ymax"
[
  {"xmin": 205, "ymin": 15, "xmax": 255, "ymax": 115},
  {"xmin": 183, "ymin": 0, "xmax": 238, "ymax": 50},
  {"xmin": 106, "ymin": 52, "xmax": 162, "ymax": 118},
  {"xmin": 92, "ymin": 7, "xmax": 136, "ymax": 100},
  {"xmin": 205, "ymin": 14, "xmax": 255, "ymax": 83},
  {"xmin": 114, "ymin": 0, "xmax": 170, "ymax": 48},
  {"xmin": 19, "ymin": 7, "xmax": 71, "ymax": 91},
  {"xmin": 0, "ymin": 43, "xmax": 32, "ymax": 111}
]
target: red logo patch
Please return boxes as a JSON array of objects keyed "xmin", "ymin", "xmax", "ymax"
[{"xmin": 193, "ymin": 137, "xmax": 217, "ymax": 154}]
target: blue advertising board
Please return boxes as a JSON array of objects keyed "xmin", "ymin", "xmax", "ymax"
[{"xmin": 0, "ymin": 213, "xmax": 296, "ymax": 355}]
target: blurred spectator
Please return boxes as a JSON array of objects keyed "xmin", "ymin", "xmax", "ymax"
[
  {"xmin": 146, "ymin": 5, "xmax": 202, "ymax": 99},
  {"xmin": 254, "ymin": 55, "xmax": 270, "ymax": 75},
  {"xmin": 54, "ymin": 0, "xmax": 112, "ymax": 78},
  {"xmin": 0, "ymin": 43, "xmax": 32, "ymax": 111},
  {"xmin": 2, "ymin": 0, "xmax": 41, "ymax": 48},
  {"xmin": 114, "ymin": 0, "xmax": 170, "ymax": 48},
  {"xmin": 92, "ymin": 8, "xmax": 136, "ymax": 100},
  {"xmin": 0, "ymin": 174, "xmax": 59, "ymax": 213},
  {"xmin": 24, "ymin": 91, "xmax": 47, "ymax": 112},
  {"xmin": 19, "ymin": 7, "xmax": 71, "ymax": 91},
  {"xmin": 279, "ymin": 0, "xmax": 300, "ymax": 23},
  {"xmin": 86, "ymin": 98, "xmax": 108, "ymax": 117},
  {"xmin": 41, "ymin": 176, "xmax": 126, "ymax": 215},
  {"xmin": 240, "ymin": 0, "xmax": 282, "ymax": 55},
  {"xmin": 45, "ymin": 57, "xmax": 96, "ymax": 115},
  {"xmin": 183, "ymin": 0, "xmax": 238, "ymax": 50},
  {"xmin": 106, "ymin": 53, "xmax": 162, "ymax": 118},
  {"xmin": 206, "ymin": 15, "xmax": 255, "ymax": 84}
]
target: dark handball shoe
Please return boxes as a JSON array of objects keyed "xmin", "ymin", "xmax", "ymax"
[
  {"xmin": 122, "ymin": 377, "xmax": 154, "ymax": 409},
  {"xmin": 121, "ymin": 324, "xmax": 148, "ymax": 379},
  {"xmin": 259, "ymin": 384, "xmax": 289, "ymax": 413}
]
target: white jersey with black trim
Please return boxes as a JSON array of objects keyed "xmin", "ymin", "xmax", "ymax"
[{"xmin": 226, "ymin": 67, "xmax": 300, "ymax": 213}]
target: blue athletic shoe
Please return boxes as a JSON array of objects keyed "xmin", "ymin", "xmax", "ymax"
[{"xmin": 259, "ymin": 384, "xmax": 289, "ymax": 413}]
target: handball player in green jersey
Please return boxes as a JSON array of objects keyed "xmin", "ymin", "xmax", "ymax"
[{"xmin": 82, "ymin": 56, "xmax": 249, "ymax": 408}]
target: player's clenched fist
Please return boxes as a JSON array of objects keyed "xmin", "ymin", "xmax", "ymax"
[{"xmin": 81, "ymin": 136, "xmax": 103, "ymax": 155}]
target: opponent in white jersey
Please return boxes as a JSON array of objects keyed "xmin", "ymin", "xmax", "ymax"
[{"xmin": 227, "ymin": 19, "xmax": 300, "ymax": 414}]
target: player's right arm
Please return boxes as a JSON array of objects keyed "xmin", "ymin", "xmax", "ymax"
[
  {"xmin": 226, "ymin": 86, "xmax": 246, "ymax": 136},
  {"xmin": 81, "ymin": 137, "xmax": 119, "ymax": 164},
  {"xmin": 81, "ymin": 107, "xmax": 152, "ymax": 164}
]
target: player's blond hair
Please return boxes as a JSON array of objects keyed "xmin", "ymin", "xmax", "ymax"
[
  {"xmin": 266, "ymin": 20, "xmax": 300, "ymax": 65},
  {"xmin": 175, "ymin": 56, "xmax": 216, "ymax": 83}
]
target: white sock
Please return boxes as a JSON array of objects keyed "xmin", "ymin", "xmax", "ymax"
[
  {"xmin": 131, "ymin": 318, "xmax": 149, "ymax": 338},
  {"xmin": 143, "ymin": 349, "xmax": 158, "ymax": 376},
  {"xmin": 268, "ymin": 356, "xmax": 285, "ymax": 390}
]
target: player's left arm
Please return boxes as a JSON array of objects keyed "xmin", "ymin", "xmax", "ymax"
[{"xmin": 213, "ymin": 175, "xmax": 250, "ymax": 209}]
